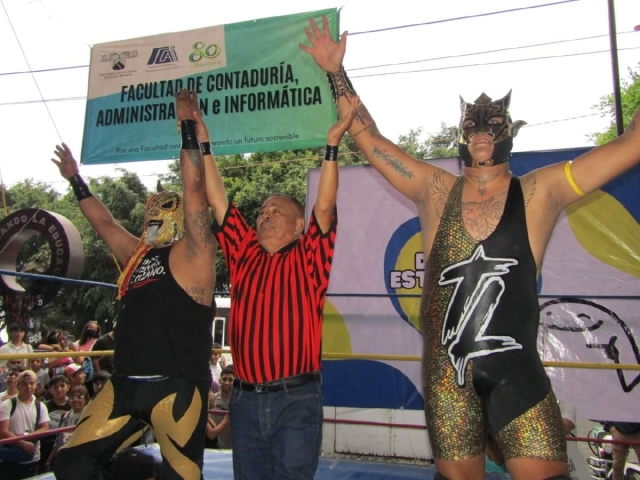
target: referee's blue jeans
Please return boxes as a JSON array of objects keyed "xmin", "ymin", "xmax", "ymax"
[{"xmin": 229, "ymin": 378, "xmax": 323, "ymax": 480}]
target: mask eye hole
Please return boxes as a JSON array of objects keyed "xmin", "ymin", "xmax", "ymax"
[
  {"xmin": 161, "ymin": 200, "xmax": 175, "ymax": 209},
  {"xmin": 488, "ymin": 117, "xmax": 504, "ymax": 125},
  {"xmin": 463, "ymin": 120, "xmax": 475, "ymax": 129}
]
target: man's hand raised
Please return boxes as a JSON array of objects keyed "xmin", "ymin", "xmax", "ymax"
[
  {"xmin": 51, "ymin": 143, "xmax": 80, "ymax": 180},
  {"xmin": 175, "ymin": 89, "xmax": 210, "ymax": 142},
  {"xmin": 299, "ymin": 16, "xmax": 347, "ymax": 73},
  {"xmin": 328, "ymin": 96, "xmax": 361, "ymax": 145}
]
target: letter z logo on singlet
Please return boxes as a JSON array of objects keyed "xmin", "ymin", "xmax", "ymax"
[{"xmin": 438, "ymin": 245, "xmax": 522, "ymax": 386}]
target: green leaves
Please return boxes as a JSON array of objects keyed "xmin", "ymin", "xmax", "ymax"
[
  {"xmin": 590, "ymin": 64, "xmax": 640, "ymax": 145},
  {"xmin": 1, "ymin": 173, "xmax": 148, "ymax": 335},
  {"xmin": 0, "ymin": 121, "xmax": 452, "ymax": 334}
]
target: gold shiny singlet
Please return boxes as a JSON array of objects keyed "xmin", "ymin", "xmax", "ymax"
[
  {"xmin": 420, "ymin": 176, "xmax": 566, "ymax": 462},
  {"xmin": 421, "ymin": 177, "xmax": 486, "ymax": 460}
]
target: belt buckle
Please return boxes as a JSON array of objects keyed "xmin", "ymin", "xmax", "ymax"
[{"xmin": 254, "ymin": 384, "xmax": 266, "ymax": 393}]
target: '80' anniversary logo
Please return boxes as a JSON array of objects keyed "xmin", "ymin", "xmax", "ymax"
[{"xmin": 190, "ymin": 41, "xmax": 222, "ymax": 63}]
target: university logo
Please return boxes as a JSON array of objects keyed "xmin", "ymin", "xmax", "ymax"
[
  {"xmin": 101, "ymin": 50, "xmax": 138, "ymax": 71},
  {"xmin": 147, "ymin": 46, "xmax": 178, "ymax": 66}
]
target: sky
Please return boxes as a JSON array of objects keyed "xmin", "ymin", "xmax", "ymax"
[{"xmin": 0, "ymin": 0, "xmax": 639, "ymax": 195}]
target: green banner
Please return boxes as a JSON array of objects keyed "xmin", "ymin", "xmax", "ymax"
[{"xmin": 81, "ymin": 9, "xmax": 338, "ymax": 165}]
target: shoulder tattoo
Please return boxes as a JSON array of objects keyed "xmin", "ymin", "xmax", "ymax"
[
  {"xmin": 520, "ymin": 173, "xmax": 537, "ymax": 207},
  {"xmin": 431, "ymin": 170, "xmax": 449, "ymax": 217}
]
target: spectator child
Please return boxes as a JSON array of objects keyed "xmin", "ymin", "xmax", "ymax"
[
  {"xmin": 64, "ymin": 364, "xmax": 86, "ymax": 389},
  {"xmin": 47, "ymin": 385, "xmax": 90, "ymax": 469},
  {"xmin": 29, "ymin": 358, "xmax": 50, "ymax": 401},
  {"xmin": 41, "ymin": 375, "xmax": 70, "ymax": 473},
  {"xmin": 0, "ymin": 367, "xmax": 25, "ymax": 403},
  {"xmin": 0, "ymin": 370, "xmax": 50, "ymax": 479},
  {"xmin": 0, "ymin": 324, "xmax": 33, "ymax": 370}
]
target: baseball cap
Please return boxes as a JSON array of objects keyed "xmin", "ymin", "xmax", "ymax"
[
  {"xmin": 17, "ymin": 370, "xmax": 38, "ymax": 384},
  {"xmin": 65, "ymin": 363, "xmax": 84, "ymax": 378}
]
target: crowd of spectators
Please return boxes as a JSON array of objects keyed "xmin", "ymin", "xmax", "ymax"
[{"xmin": 0, "ymin": 321, "xmax": 233, "ymax": 478}]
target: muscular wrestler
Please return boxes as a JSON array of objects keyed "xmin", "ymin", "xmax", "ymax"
[
  {"xmin": 301, "ymin": 16, "xmax": 640, "ymax": 480},
  {"xmin": 51, "ymin": 89, "xmax": 217, "ymax": 480}
]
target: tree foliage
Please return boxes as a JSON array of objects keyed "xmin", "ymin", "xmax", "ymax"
[
  {"xmin": 590, "ymin": 64, "xmax": 640, "ymax": 145},
  {"xmin": 397, "ymin": 123, "xmax": 458, "ymax": 160},
  {"xmin": 0, "ymin": 122, "xmax": 456, "ymax": 337},
  {"xmin": 160, "ymin": 138, "xmax": 367, "ymax": 291},
  {"xmin": 1, "ymin": 173, "xmax": 147, "ymax": 338}
]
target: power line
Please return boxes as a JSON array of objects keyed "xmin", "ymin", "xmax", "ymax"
[
  {"xmin": 0, "ymin": 96, "xmax": 86, "ymax": 107},
  {"xmin": 0, "ymin": 0, "xmax": 62, "ymax": 141},
  {"xmin": 348, "ymin": 31, "xmax": 638, "ymax": 72},
  {"xmin": 0, "ymin": 3, "xmax": 629, "ymax": 79},
  {"xmin": 4, "ymin": 111, "xmax": 603, "ymax": 190},
  {"xmin": 0, "ymin": 0, "xmax": 627, "ymax": 191},
  {"xmin": 1, "ymin": 30, "xmax": 636, "ymax": 79},
  {"xmin": 0, "ymin": 65, "xmax": 88, "ymax": 77},
  {"xmin": 350, "ymin": 47, "xmax": 640, "ymax": 79},
  {"xmin": 348, "ymin": 0, "xmax": 579, "ymax": 36},
  {"xmin": 1, "ymin": 46, "xmax": 637, "ymax": 108},
  {"xmin": 526, "ymin": 112, "xmax": 603, "ymax": 127}
]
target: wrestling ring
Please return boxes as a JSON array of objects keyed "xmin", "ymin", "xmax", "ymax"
[{"xmin": 0, "ymin": 269, "xmax": 639, "ymax": 479}]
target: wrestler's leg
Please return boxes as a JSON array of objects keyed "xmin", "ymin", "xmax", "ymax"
[
  {"xmin": 424, "ymin": 358, "xmax": 486, "ymax": 480},
  {"xmin": 147, "ymin": 378, "xmax": 209, "ymax": 480},
  {"xmin": 494, "ymin": 392, "xmax": 568, "ymax": 480},
  {"xmin": 505, "ymin": 458, "xmax": 569, "ymax": 480},
  {"xmin": 53, "ymin": 379, "xmax": 146, "ymax": 480},
  {"xmin": 434, "ymin": 455, "xmax": 486, "ymax": 480}
]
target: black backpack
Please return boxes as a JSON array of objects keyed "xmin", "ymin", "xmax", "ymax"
[{"xmin": 10, "ymin": 397, "xmax": 43, "ymax": 433}]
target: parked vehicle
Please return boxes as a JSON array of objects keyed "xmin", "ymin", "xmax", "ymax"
[{"xmin": 212, "ymin": 297, "xmax": 232, "ymax": 365}]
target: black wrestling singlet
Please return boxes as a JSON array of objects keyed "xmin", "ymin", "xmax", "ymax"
[
  {"xmin": 421, "ymin": 176, "xmax": 566, "ymax": 462},
  {"xmin": 115, "ymin": 245, "xmax": 214, "ymax": 383}
]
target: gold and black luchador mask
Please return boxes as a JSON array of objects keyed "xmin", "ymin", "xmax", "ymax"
[
  {"xmin": 142, "ymin": 191, "xmax": 184, "ymax": 247},
  {"xmin": 457, "ymin": 90, "xmax": 527, "ymax": 167}
]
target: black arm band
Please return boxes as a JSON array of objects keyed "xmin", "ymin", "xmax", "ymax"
[
  {"xmin": 69, "ymin": 174, "xmax": 93, "ymax": 202},
  {"xmin": 200, "ymin": 141, "xmax": 212, "ymax": 156},
  {"xmin": 326, "ymin": 66, "xmax": 357, "ymax": 104},
  {"xmin": 324, "ymin": 145, "xmax": 339, "ymax": 161},
  {"xmin": 180, "ymin": 119, "xmax": 200, "ymax": 150}
]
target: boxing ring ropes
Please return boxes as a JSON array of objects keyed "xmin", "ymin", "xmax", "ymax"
[{"xmin": 1, "ymin": 269, "xmax": 639, "ymax": 453}]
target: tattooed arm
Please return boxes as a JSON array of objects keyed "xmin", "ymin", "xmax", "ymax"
[
  {"xmin": 172, "ymin": 89, "xmax": 217, "ymax": 305},
  {"xmin": 300, "ymin": 16, "xmax": 446, "ymax": 205},
  {"xmin": 546, "ymin": 105, "xmax": 640, "ymax": 210}
]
